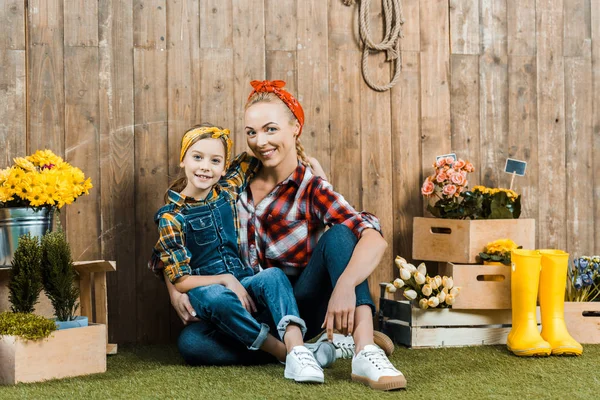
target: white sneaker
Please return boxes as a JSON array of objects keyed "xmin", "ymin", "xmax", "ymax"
[
  {"xmin": 315, "ymin": 330, "xmax": 395, "ymax": 358},
  {"xmin": 284, "ymin": 346, "xmax": 324, "ymax": 383},
  {"xmin": 303, "ymin": 341, "xmax": 337, "ymax": 368},
  {"xmin": 316, "ymin": 333, "xmax": 355, "ymax": 359},
  {"xmin": 351, "ymin": 345, "xmax": 406, "ymax": 391}
]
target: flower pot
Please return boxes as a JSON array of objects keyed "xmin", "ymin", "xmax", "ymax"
[
  {"xmin": 0, "ymin": 207, "xmax": 53, "ymax": 268},
  {"xmin": 54, "ymin": 315, "xmax": 88, "ymax": 330}
]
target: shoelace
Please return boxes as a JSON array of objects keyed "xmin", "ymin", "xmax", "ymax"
[
  {"xmin": 293, "ymin": 350, "xmax": 323, "ymax": 371},
  {"xmin": 334, "ymin": 341, "xmax": 355, "ymax": 359},
  {"xmin": 363, "ymin": 349, "xmax": 397, "ymax": 371}
]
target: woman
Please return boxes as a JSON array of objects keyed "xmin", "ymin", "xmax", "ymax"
[{"xmin": 166, "ymin": 80, "xmax": 406, "ymax": 391}]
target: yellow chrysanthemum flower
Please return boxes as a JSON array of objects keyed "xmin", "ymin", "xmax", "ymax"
[{"xmin": 13, "ymin": 157, "xmax": 36, "ymax": 172}]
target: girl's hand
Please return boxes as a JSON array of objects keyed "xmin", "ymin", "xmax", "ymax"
[
  {"xmin": 223, "ymin": 274, "xmax": 257, "ymax": 314},
  {"xmin": 170, "ymin": 290, "xmax": 200, "ymax": 325},
  {"xmin": 322, "ymin": 281, "xmax": 356, "ymax": 339}
]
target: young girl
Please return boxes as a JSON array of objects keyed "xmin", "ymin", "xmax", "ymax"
[{"xmin": 150, "ymin": 124, "xmax": 335, "ymax": 383}]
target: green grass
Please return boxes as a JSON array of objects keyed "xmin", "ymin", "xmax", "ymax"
[{"xmin": 1, "ymin": 344, "xmax": 599, "ymax": 399}]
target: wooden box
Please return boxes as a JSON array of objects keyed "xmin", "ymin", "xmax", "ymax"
[
  {"xmin": 0, "ymin": 324, "xmax": 106, "ymax": 385},
  {"xmin": 564, "ymin": 302, "xmax": 600, "ymax": 344},
  {"xmin": 412, "ymin": 217, "xmax": 536, "ymax": 263},
  {"xmin": 438, "ymin": 262, "xmax": 511, "ymax": 309},
  {"xmin": 378, "ymin": 284, "xmax": 540, "ymax": 348}
]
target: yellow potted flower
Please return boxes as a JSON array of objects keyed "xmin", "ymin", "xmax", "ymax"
[
  {"xmin": 478, "ymin": 238, "xmax": 521, "ymax": 266},
  {"xmin": 0, "ymin": 150, "xmax": 93, "ymax": 267}
]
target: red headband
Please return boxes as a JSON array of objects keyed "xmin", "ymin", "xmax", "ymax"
[{"xmin": 248, "ymin": 80, "xmax": 305, "ymax": 137}]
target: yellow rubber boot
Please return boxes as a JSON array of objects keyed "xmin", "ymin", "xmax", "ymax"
[
  {"xmin": 506, "ymin": 249, "xmax": 551, "ymax": 356},
  {"xmin": 538, "ymin": 249, "xmax": 583, "ymax": 356}
]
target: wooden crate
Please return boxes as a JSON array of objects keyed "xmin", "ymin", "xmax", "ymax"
[
  {"xmin": 438, "ymin": 262, "xmax": 511, "ymax": 309},
  {"xmin": 412, "ymin": 217, "xmax": 536, "ymax": 263},
  {"xmin": 564, "ymin": 302, "xmax": 600, "ymax": 344},
  {"xmin": 0, "ymin": 324, "xmax": 106, "ymax": 385},
  {"xmin": 378, "ymin": 284, "xmax": 540, "ymax": 348}
]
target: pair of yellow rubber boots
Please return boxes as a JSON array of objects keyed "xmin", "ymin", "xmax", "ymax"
[{"xmin": 507, "ymin": 249, "xmax": 583, "ymax": 357}]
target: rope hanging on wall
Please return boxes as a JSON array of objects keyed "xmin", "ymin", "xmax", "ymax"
[{"xmin": 343, "ymin": 0, "xmax": 404, "ymax": 92}]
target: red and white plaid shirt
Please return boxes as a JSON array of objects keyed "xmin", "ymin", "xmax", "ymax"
[{"xmin": 237, "ymin": 161, "xmax": 381, "ymax": 272}]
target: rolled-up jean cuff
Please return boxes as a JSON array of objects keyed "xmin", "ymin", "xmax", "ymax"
[
  {"xmin": 356, "ymin": 300, "xmax": 376, "ymax": 316},
  {"xmin": 277, "ymin": 315, "xmax": 307, "ymax": 341},
  {"xmin": 248, "ymin": 323, "xmax": 270, "ymax": 351}
]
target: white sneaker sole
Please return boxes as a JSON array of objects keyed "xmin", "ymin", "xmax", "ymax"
[
  {"xmin": 284, "ymin": 370, "xmax": 324, "ymax": 384},
  {"xmin": 351, "ymin": 373, "xmax": 406, "ymax": 391}
]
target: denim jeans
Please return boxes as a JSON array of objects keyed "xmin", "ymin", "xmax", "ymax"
[
  {"xmin": 178, "ymin": 224, "xmax": 375, "ymax": 366},
  {"xmin": 186, "ymin": 267, "xmax": 305, "ymax": 354}
]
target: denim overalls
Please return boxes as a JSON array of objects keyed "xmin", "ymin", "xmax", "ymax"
[{"xmin": 156, "ymin": 189, "xmax": 306, "ymax": 351}]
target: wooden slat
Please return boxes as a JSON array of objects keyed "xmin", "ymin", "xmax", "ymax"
[
  {"xmin": 420, "ymin": 0, "xmax": 451, "ymax": 180},
  {"xmin": 64, "ymin": 0, "xmax": 98, "ymax": 47},
  {"xmin": 297, "ymin": 0, "xmax": 330, "ymax": 174},
  {"xmin": 73, "ymin": 260, "xmax": 116, "ymax": 273},
  {"xmin": 232, "ymin": 0, "xmax": 265, "ymax": 155},
  {"xmin": 133, "ymin": 0, "xmax": 166, "ymax": 50},
  {"xmin": 391, "ymin": 51, "xmax": 421, "ymax": 265},
  {"xmin": 1, "ymin": 0, "xmax": 25, "ymax": 50},
  {"xmin": 450, "ymin": 54, "xmax": 480, "ymax": 184},
  {"xmin": 265, "ymin": 0, "xmax": 297, "ymax": 51},
  {"xmin": 200, "ymin": 0, "xmax": 233, "ymax": 49},
  {"xmin": 537, "ymin": 0, "xmax": 567, "ymax": 250},
  {"xmin": 98, "ymin": 0, "xmax": 136, "ymax": 344},
  {"xmin": 79, "ymin": 271, "xmax": 93, "ymax": 319},
  {"xmin": 449, "ymin": 0, "xmax": 480, "ymax": 55},
  {"xmin": 479, "ymin": 0, "xmax": 507, "ymax": 188},
  {"xmin": 0, "ymin": 50, "xmax": 26, "ymax": 167},
  {"xmin": 166, "ymin": 0, "xmax": 201, "ymax": 179},
  {"xmin": 592, "ymin": 0, "xmax": 600, "ymax": 254},
  {"xmin": 507, "ymin": 0, "xmax": 536, "ymax": 56},
  {"xmin": 360, "ymin": 0, "xmax": 393, "ymax": 305},
  {"xmin": 508, "ymin": 56, "xmax": 538, "ymax": 223},
  {"xmin": 565, "ymin": 46, "xmax": 594, "ymax": 256},
  {"xmin": 133, "ymin": 46, "xmax": 170, "ymax": 344},
  {"xmin": 93, "ymin": 272, "xmax": 108, "ymax": 326},
  {"xmin": 265, "ymin": 50, "xmax": 297, "ymax": 94},
  {"xmin": 64, "ymin": 46, "xmax": 101, "ymax": 262},
  {"xmin": 199, "ymin": 48, "xmax": 235, "ymax": 130},
  {"xmin": 27, "ymin": 0, "xmax": 64, "ymax": 154},
  {"xmin": 399, "ymin": 0, "xmax": 420, "ymax": 51},
  {"xmin": 328, "ymin": 1, "xmax": 361, "ymax": 207},
  {"xmin": 564, "ymin": 0, "xmax": 592, "ymax": 57}
]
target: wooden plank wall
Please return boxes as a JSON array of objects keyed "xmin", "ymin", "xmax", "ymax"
[{"xmin": 0, "ymin": 1, "xmax": 598, "ymax": 344}]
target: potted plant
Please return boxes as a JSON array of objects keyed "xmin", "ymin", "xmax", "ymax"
[
  {"xmin": 7, "ymin": 233, "xmax": 44, "ymax": 314},
  {"xmin": 562, "ymin": 255, "xmax": 600, "ymax": 344},
  {"xmin": 0, "ymin": 311, "xmax": 56, "ymax": 341},
  {"xmin": 413, "ymin": 156, "xmax": 535, "ymax": 264},
  {"xmin": 40, "ymin": 228, "xmax": 86, "ymax": 329},
  {"xmin": 478, "ymin": 239, "xmax": 522, "ymax": 266},
  {"xmin": 0, "ymin": 149, "xmax": 93, "ymax": 268}
]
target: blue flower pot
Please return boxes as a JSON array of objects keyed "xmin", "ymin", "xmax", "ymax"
[{"xmin": 54, "ymin": 316, "xmax": 88, "ymax": 330}]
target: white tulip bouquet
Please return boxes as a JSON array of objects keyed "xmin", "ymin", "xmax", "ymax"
[{"xmin": 386, "ymin": 256, "xmax": 461, "ymax": 309}]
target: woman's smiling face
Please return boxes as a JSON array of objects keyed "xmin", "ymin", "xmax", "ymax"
[{"xmin": 244, "ymin": 101, "xmax": 300, "ymax": 171}]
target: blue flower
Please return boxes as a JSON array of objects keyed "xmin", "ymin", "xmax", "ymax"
[
  {"xmin": 581, "ymin": 273, "xmax": 593, "ymax": 286},
  {"xmin": 578, "ymin": 258, "xmax": 589, "ymax": 272},
  {"xmin": 574, "ymin": 276, "xmax": 583, "ymax": 289}
]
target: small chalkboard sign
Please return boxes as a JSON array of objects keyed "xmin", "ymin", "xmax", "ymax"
[
  {"xmin": 436, "ymin": 153, "xmax": 457, "ymax": 162},
  {"xmin": 504, "ymin": 158, "xmax": 527, "ymax": 176}
]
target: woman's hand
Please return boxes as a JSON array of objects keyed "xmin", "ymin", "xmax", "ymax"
[
  {"xmin": 170, "ymin": 289, "xmax": 200, "ymax": 325},
  {"xmin": 308, "ymin": 156, "xmax": 327, "ymax": 180},
  {"xmin": 322, "ymin": 280, "xmax": 356, "ymax": 339},
  {"xmin": 223, "ymin": 274, "xmax": 257, "ymax": 314}
]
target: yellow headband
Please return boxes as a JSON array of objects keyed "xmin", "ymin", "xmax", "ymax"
[{"xmin": 180, "ymin": 127, "xmax": 233, "ymax": 165}]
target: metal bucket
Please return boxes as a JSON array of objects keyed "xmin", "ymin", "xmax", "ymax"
[{"xmin": 0, "ymin": 207, "xmax": 53, "ymax": 268}]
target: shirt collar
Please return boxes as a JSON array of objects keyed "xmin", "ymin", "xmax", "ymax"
[
  {"xmin": 166, "ymin": 187, "xmax": 219, "ymax": 206},
  {"xmin": 279, "ymin": 161, "xmax": 306, "ymax": 188}
]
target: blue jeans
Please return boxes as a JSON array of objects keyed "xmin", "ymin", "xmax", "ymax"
[{"xmin": 178, "ymin": 225, "xmax": 375, "ymax": 366}]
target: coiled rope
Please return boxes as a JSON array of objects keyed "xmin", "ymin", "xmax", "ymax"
[{"xmin": 343, "ymin": 0, "xmax": 404, "ymax": 92}]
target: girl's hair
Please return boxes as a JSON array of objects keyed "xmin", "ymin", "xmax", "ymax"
[
  {"xmin": 164, "ymin": 123, "xmax": 228, "ymax": 202},
  {"xmin": 245, "ymin": 92, "xmax": 312, "ymax": 168}
]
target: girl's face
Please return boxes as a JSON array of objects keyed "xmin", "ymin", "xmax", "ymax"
[
  {"xmin": 244, "ymin": 101, "xmax": 299, "ymax": 171},
  {"xmin": 180, "ymin": 138, "xmax": 226, "ymax": 200}
]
